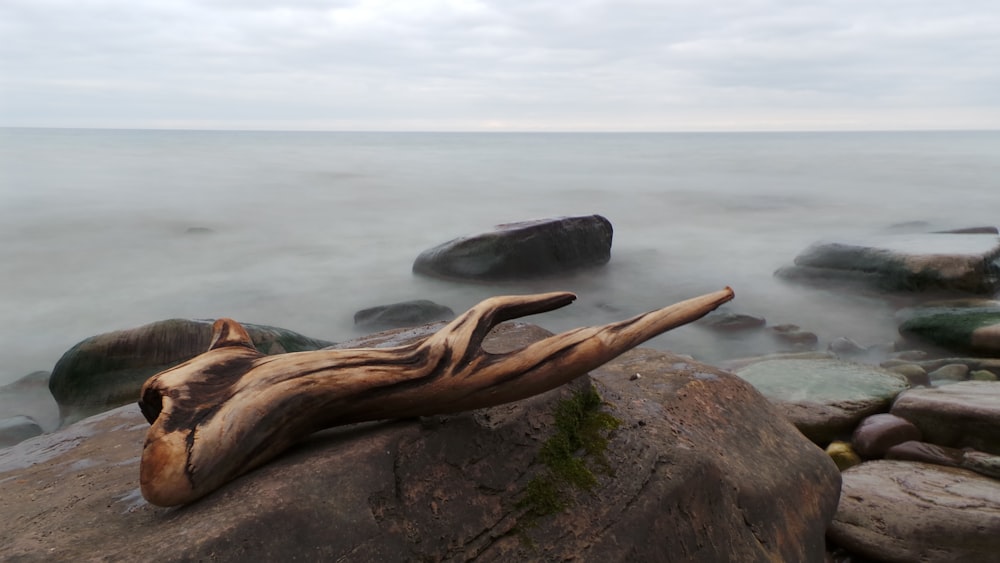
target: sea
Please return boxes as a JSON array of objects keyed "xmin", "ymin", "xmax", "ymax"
[{"xmin": 1, "ymin": 128, "xmax": 999, "ymax": 390}]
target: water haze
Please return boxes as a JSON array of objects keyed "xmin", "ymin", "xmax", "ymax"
[{"xmin": 2, "ymin": 128, "xmax": 999, "ymax": 388}]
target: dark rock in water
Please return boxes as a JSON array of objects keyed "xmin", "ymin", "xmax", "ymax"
[
  {"xmin": 769, "ymin": 324, "xmax": 819, "ymax": 350},
  {"xmin": 828, "ymin": 460, "xmax": 1000, "ymax": 563},
  {"xmin": 775, "ymin": 233, "xmax": 1000, "ymax": 294},
  {"xmin": 49, "ymin": 319, "xmax": 333, "ymax": 426},
  {"xmin": 413, "ymin": 215, "xmax": 613, "ymax": 281},
  {"xmin": 891, "ymin": 381, "xmax": 1000, "ymax": 455},
  {"xmin": 1, "ymin": 324, "xmax": 840, "ymax": 562},
  {"xmin": 827, "ymin": 337, "xmax": 866, "ymax": 357},
  {"xmin": 851, "ymin": 413, "xmax": 922, "ymax": 459},
  {"xmin": 735, "ymin": 358, "xmax": 910, "ymax": 444},
  {"xmin": 934, "ymin": 226, "xmax": 1000, "ymax": 235},
  {"xmin": 184, "ymin": 226, "xmax": 214, "ymax": 235},
  {"xmin": 354, "ymin": 300, "xmax": 454, "ymax": 331},
  {"xmin": 897, "ymin": 300, "xmax": 1000, "ymax": 357},
  {"xmin": 698, "ymin": 310, "xmax": 766, "ymax": 331},
  {"xmin": 0, "ymin": 371, "xmax": 58, "ymax": 433},
  {"xmin": 0, "ymin": 415, "xmax": 43, "ymax": 448}
]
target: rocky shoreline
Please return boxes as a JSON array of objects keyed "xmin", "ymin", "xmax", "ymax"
[{"xmin": 3, "ymin": 215, "xmax": 1000, "ymax": 561}]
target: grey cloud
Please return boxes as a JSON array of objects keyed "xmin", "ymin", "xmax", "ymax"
[{"xmin": 0, "ymin": 0, "xmax": 998, "ymax": 130}]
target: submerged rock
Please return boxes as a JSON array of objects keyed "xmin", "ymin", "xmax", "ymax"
[
  {"xmin": 0, "ymin": 371, "xmax": 58, "ymax": 433},
  {"xmin": 354, "ymin": 299, "xmax": 454, "ymax": 331},
  {"xmin": 413, "ymin": 215, "xmax": 613, "ymax": 281},
  {"xmin": 1, "ymin": 325, "xmax": 839, "ymax": 562},
  {"xmin": 735, "ymin": 358, "xmax": 910, "ymax": 443},
  {"xmin": 890, "ymin": 381, "xmax": 1000, "ymax": 454},
  {"xmin": 0, "ymin": 415, "xmax": 43, "ymax": 448},
  {"xmin": 49, "ymin": 319, "xmax": 333, "ymax": 425},
  {"xmin": 828, "ymin": 460, "xmax": 1000, "ymax": 563},
  {"xmin": 775, "ymin": 232, "xmax": 1000, "ymax": 294}
]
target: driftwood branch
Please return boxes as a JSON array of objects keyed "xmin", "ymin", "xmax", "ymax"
[{"xmin": 138, "ymin": 287, "xmax": 734, "ymax": 506}]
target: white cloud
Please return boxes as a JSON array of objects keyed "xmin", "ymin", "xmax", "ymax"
[{"xmin": 1, "ymin": 0, "xmax": 998, "ymax": 130}]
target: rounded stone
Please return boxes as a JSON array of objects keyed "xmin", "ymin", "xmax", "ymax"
[
  {"xmin": 970, "ymin": 369, "xmax": 998, "ymax": 381},
  {"xmin": 851, "ymin": 413, "xmax": 922, "ymax": 459},
  {"xmin": 884, "ymin": 364, "xmax": 931, "ymax": 387},
  {"xmin": 927, "ymin": 363, "xmax": 969, "ymax": 384},
  {"xmin": 825, "ymin": 440, "xmax": 861, "ymax": 470}
]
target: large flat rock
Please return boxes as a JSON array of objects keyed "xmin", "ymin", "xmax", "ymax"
[
  {"xmin": 891, "ymin": 381, "xmax": 1000, "ymax": 454},
  {"xmin": 776, "ymin": 233, "xmax": 1000, "ymax": 294},
  {"xmin": 0, "ymin": 326, "xmax": 840, "ymax": 562},
  {"xmin": 828, "ymin": 460, "xmax": 1000, "ymax": 563},
  {"xmin": 735, "ymin": 358, "xmax": 910, "ymax": 443}
]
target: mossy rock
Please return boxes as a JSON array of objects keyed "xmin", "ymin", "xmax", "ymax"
[
  {"xmin": 897, "ymin": 301, "xmax": 1000, "ymax": 357},
  {"xmin": 49, "ymin": 319, "xmax": 333, "ymax": 424}
]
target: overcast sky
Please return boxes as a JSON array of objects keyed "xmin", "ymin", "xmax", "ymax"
[{"xmin": 1, "ymin": 0, "xmax": 998, "ymax": 131}]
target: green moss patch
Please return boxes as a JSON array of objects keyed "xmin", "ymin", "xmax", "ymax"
[{"xmin": 516, "ymin": 385, "xmax": 620, "ymax": 527}]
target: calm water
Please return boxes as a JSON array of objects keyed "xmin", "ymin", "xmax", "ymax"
[{"xmin": 2, "ymin": 128, "xmax": 999, "ymax": 389}]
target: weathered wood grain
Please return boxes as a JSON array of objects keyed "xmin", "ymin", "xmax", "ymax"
[{"xmin": 139, "ymin": 288, "xmax": 734, "ymax": 506}]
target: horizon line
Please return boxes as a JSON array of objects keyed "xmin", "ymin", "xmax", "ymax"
[{"xmin": 2, "ymin": 125, "xmax": 999, "ymax": 135}]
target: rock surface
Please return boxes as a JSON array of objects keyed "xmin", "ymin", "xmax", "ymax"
[
  {"xmin": 0, "ymin": 323, "xmax": 840, "ymax": 562},
  {"xmin": 890, "ymin": 381, "xmax": 1000, "ymax": 454},
  {"xmin": 828, "ymin": 460, "xmax": 1000, "ymax": 563},
  {"xmin": 735, "ymin": 359, "xmax": 910, "ymax": 443},
  {"xmin": 48, "ymin": 319, "xmax": 333, "ymax": 425},
  {"xmin": 775, "ymin": 233, "xmax": 1000, "ymax": 294},
  {"xmin": 897, "ymin": 300, "xmax": 1000, "ymax": 357},
  {"xmin": 413, "ymin": 214, "xmax": 613, "ymax": 281},
  {"xmin": 353, "ymin": 299, "xmax": 455, "ymax": 330}
]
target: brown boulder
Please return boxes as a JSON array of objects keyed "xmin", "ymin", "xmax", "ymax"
[{"xmin": 1, "ymin": 325, "xmax": 839, "ymax": 562}]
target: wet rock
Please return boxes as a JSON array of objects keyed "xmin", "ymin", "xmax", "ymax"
[
  {"xmin": 775, "ymin": 232, "xmax": 1000, "ymax": 294},
  {"xmin": 883, "ymin": 363, "xmax": 930, "ymax": 387},
  {"xmin": 891, "ymin": 381, "xmax": 1000, "ymax": 454},
  {"xmin": 828, "ymin": 460, "xmax": 1000, "ymax": 563},
  {"xmin": 897, "ymin": 300, "xmax": 1000, "ymax": 357},
  {"xmin": 353, "ymin": 299, "xmax": 454, "ymax": 331},
  {"xmin": 734, "ymin": 359, "xmax": 910, "ymax": 443},
  {"xmin": 885, "ymin": 440, "xmax": 1000, "ymax": 480},
  {"xmin": 49, "ymin": 319, "xmax": 333, "ymax": 425},
  {"xmin": 851, "ymin": 413, "xmax": 922, "ymax": 459},
  {"xmin": 0, "ymin": 325, "xmax": 839, "ymax": 562},
  {"xmin": 0, "ymin": 415, "xmax": 43, "ymax": 448},
  {"xmin": 828, "ymin": 337, "xmax": 866, "ymax": 357},
  {"xmin": 769, "ymin": 324, "xmax": 819, "ymax": 350},
  {"xmin": 413, "ymin": 214, "xmax": 613, "ymax": 281},
  {"xmin": 698, "ymin": 310, "xmax": 766, "ymax": 331}
]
